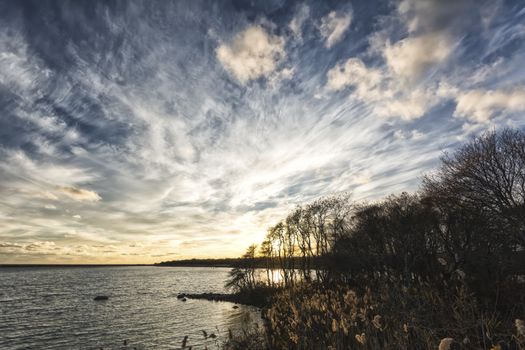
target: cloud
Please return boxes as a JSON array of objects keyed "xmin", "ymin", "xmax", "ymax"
[
  {"xmin": 381, "ymin": 0, "xmax": 479, "ymax": 81},
  {"xmin": 0, "ymin": 242, "xmax": 22, "ymax": 249},
  {"xmin": 25, "ymin": 241, "xmax": 56, "ymax": 252},
  {"xmin": 34, "ymin": 191, "xmax": 59, "ymax": 201},
  {"xmin": 397, "ymin": 0, "xmax": 475, "ymax": 35},
  {"xmin": 324, "ymin": 1, "xmax": 496, "ymax": 121},
  {"xmin": 373, "ymin": 90, "xmax": 432, "ymax": 121},
  {"xmin": 289, "ymin": 4, "xmax": 309, "ymax": 40},
  {"xmin": 383, "ymin": 32, "xmax": 454, "ymax": 80},
  {"xmin": 325, "ymin": 57, "xmax": 434, "ymax": 120},
  {"xmin": 352, "ymin": 174, "xmax": 371, "ymax": 185},
  {"xmin": 0, "ymin": 1, "xmax": 524, "ymax": 264},
  {"xmin": 394, "ymin": 129, "xmax": 426, "ymax": 140},
  {"xmin": 57, "ymin": 186, "xmax": 101, "ymax": 202},
  {"xmin": 454, "ymin": 88, "xmax": 525, "ymax": 122},
  {"xmin": 319, "ymin": 11, "xmax": 352, "ymax": 48},
  {"xmin": 1, "ymin": 150, "xmax": 94, "ymax": 183},
  {"xmin": 326, "ymin": 58, "xmax": 381, "ymax": 94},
  {"xmin": 267, "ymin": 66, "xmax": 295, "ymax": 87},
  {"xmin": 216, "ymin": 26, "xmax": 286, "ymax": 83}
]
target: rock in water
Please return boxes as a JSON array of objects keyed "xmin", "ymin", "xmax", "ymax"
[{"xmin": 94, "ymin": 295, "xmax": 109, "ymax": 301}]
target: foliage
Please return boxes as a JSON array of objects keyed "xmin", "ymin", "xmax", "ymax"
[
  {"xmin": 222, "ymin": 323, "xmax": 268, "ymax": 350},
  {"xmin": 262, "ymin": 279, "xmax": 525, "ymax": 350},
  {"xmin": 226, "ymin": 244, "xmax": 259, "ymax": 292}
]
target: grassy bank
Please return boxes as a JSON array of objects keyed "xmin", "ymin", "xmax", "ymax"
[{"xmin": 223, "ymin": 280, "xmax": 525, "ymax": 350}]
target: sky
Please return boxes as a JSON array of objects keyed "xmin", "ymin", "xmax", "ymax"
[{"xmin": 1, "ymin": 0, "xmax": 525, "ymax": 264}]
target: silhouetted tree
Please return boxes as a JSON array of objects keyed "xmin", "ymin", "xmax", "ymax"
[
  {"xmin": 423, "ymin": 128, "xmax": 525, "ymax": 247},
  {"xmin": 259, "ymin": 236, "xmax": 274, "ymax": 286},
  {"xmin": 230, "ymin": 128, "xmax": 525, "ymax": 309},
  {"xmin": 226, "ymin": 244, "xmax": 258, "ymax": 292}
]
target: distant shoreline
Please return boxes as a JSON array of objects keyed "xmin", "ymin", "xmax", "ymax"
[
  {"xmin": 1, "ymin": 257, "xmax": 319, "ymax": 269},
  {"xmin": 0, "ymin": 262, "xmax": 238, "ymax": 268},
  {"xmin": 155, "ymin": 256, "xmax": 320, "ymax": 268},
  {"xmin": 0, "ymin": 264, "xmax": 154, "ymax": 268}
]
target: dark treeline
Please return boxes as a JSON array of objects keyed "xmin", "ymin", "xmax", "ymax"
[
  {"xmin": 156, "ymin": 257, "xmax": 248, "ymax": 267},
  {"xmin": 155, "ymin": 256, "xmax": 322, "ymax": 269},
  {"xmin": 223, "ymin": 128, "xmax": 525, "ymax": 350},
  {"xmin": 229, "ymin": 128, "xmax": 525, "ymax": 294}
]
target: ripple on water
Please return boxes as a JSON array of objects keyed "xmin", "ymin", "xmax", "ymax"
[{"xmin": 0, "ymin": 266, "xmax": 261, "ymax": 350}]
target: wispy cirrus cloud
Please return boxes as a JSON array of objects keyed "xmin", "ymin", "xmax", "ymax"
[
  {"xmin": 57, "ymin": 187, "xmax": 101, "ymax": 202},
  {"xmin": 289, "ymin": 4, "xmax": 310, "ymax": 40},
  {"xmin": 0, "ymin": 0, "xmax": 524, "ymax": 263},
  {"xmin": 318, "ymin": 10, "xmax": 352, "ymax": 48}
]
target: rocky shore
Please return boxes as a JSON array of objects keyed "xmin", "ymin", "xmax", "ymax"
[{"xmin": 176, "ymin": 292, "xmax": 265, "ymax": 307}]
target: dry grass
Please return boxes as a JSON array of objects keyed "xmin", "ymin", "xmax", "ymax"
[{"xmin": 224, "ymin": 278, "xmax": 525, "ymax": 350}]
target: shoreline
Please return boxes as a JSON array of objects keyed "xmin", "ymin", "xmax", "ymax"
[
  {"xmin": 177, "ymin": 292, "xmax": 247, "ymax": 304},
  {"xmin": 0, "ymin": 264, "xmax": 236, "ymax": 268},
  {"xmin": 0, "ymin": 264, "xmax": 154, "ymax": 268},
  {"xmin": 177, "ymin": 291, "xmax": 270, "ymax": 308}
]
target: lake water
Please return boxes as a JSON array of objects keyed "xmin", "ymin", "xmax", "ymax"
[{"xmin": 0, "ymin": 266, "xmax": 262, "ymax": 350}]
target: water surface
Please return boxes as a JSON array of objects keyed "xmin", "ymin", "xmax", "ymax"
[{"xmin": 0, "ymin": 266, "xmax": 261, "ymax": 350}]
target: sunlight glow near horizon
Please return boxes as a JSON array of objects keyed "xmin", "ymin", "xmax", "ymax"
[{"xmin": 1, "ymin": 0, "xmax": 525, "ymax": 263}]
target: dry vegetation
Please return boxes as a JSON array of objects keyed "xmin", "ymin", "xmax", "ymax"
[{"xmin": 260, "ymin": 280, "xmax": 525, "ymax": 350}]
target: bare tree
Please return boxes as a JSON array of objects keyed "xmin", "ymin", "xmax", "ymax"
[
  {"xmin": 259, "ymin": 235, "xmax": 274, "ymax": 286},
  {"xmin": 423, "ymin": 128, "xmax": 525, "ymax": 246},
  {"xmin": 226, "ymin": 244, "xmax": 258, "ymax": 292}
]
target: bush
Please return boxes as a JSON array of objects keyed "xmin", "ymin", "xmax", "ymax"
[{"xmin": 252, "ymin": 279, "xmax": 525, "ymax": 349}]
